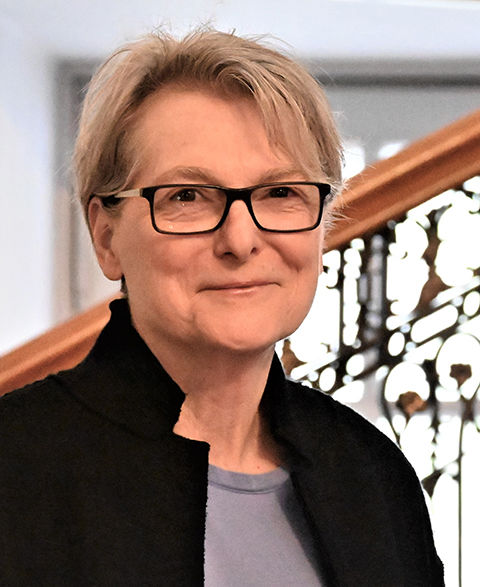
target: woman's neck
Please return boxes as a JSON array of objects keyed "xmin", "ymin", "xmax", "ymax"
[
  {"xmin": 173, "ymin": 397, "xmax": 281, "ymax": 474},
  {"xmin": 176, "ymin": 385, "xmax": 280, "ymax": 474},
  {"xmin": 142, "ymin": 329, "xmax": 281, "ymax": 473},
  {"xmin": 172, "ymin": 348, "xmax": 281, "ymax": 474}
]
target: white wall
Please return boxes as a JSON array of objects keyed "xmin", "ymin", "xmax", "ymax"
[
  {"xmin": 5, "ymin": 0, "xmax": 480, "ymax": 60},
  {"xmin": 0, "ymin": 15, "xmax": 54, "ymax": 354}
]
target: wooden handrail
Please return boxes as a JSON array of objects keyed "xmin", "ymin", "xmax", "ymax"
[
  {"xmin": 0, "ymin": 301, "xmax": 114, "ymax": 396},
  {"xmin": 1, "ymin": 109, "xmax": 480, "ymax": 396},
  {"xmin": 326, "ymin": 108, "xmax": 480, "ymax": 251}
]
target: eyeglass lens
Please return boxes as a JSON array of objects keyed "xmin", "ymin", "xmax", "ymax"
[{"xmin": 151, "ymin": 184, "xmax": 321, "ymax": 233}]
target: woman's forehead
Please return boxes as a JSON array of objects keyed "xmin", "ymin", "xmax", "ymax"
[
  {"xmin": 129, "ymin": 86, "xmax": 324, "ymax": 184},
  {"xmin": 128, "ymin": 90, "xmax": 317, "ymax": 185}
]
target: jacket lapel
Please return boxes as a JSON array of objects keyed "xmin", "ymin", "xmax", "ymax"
[
  {"xmin": 63, "ymin": 299, "xmax": 186, "ymax": 440},
  {"xmin": 264, "ymin": 360, "xmax": 404, "ymax": 586},
  {"xmin": 56, "ymin": 299, "xmax": 209, "ymax": 584}
]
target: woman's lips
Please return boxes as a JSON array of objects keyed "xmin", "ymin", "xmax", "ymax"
[{"xmin": 201, "ymin": 281, "xmax": 276, "ymax": 292}]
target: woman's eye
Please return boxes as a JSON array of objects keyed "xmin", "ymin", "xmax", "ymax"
[
  {"xmin": 269, "ymin": 187, "xmax": 292, "ymax": 198},
  {"xmin": 173, "ymin": 189, "xmax": 198, "ymax": 202}
]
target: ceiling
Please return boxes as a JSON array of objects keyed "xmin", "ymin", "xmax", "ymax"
[{"xmin": 2, "ymin": 0, "xmax": 480, "ymax": 61}]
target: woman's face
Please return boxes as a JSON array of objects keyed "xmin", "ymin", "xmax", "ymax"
[{"xmin": 90, "ymin": 87, "xmax": 324, "ymax": 358}]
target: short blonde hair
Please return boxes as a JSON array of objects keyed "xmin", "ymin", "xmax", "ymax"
[{"xmin": 74, "ymin": 29, "xmax": 342, "ymax": 218}]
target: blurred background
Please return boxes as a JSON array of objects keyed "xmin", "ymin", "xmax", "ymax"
[
  {"xmin": 1, "ymin": 0, "xmax": 479, "ymax": 355},
  {"xmin": 1, "ymin": 1, "xmax": 479, "ymax": 585}
]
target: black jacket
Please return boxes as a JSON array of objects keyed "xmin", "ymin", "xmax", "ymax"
[{"xmin": 0, "ymin": 300, "xmax": 443, "ymax": 586}]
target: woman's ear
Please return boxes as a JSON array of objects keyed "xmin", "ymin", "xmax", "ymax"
[{"xmin": 88, "ymin": 198, "xmax": 124, "ymax": 281}]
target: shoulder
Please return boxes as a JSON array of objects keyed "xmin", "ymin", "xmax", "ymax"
[
  {"xmin": 283, "ymin": 377, "xmax": 384, "ymax": 438},
  {"xmin": 281, "ymin": 379, "xmax": 435, "ymax": 525},
  {"xmin": 281, "ymin": 379, "xmax": 433, "ymax": 524},
  {"xmin": 0, "ymin": 375, "xmax": 84, "ymax": 514},
  {"xmin": 1, "ymin": 374, "xmax": 72, "ymax": 431},
  {"xmin": 282, "ymin": 378, "xmax": 413, "ymax": 470},
  {"xmin": 281, "ymin": 380, "xmax": 444, "ymax": 585},
  {"xmin": 0, "ymin": 363, "xmax": 103, "ymax": 463}
]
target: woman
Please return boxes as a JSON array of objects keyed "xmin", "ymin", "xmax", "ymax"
[{"xmin": 0, "ymin": 30, "xmax": 443, "ymax": 585}]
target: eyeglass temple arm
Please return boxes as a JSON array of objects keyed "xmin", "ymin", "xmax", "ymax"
[{"xmin": 111, "ymin": 189, "xmax": 142, "ymax": 199}]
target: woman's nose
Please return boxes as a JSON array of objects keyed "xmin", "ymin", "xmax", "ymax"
[{"xmin": 212, "ymin": 200, "xmax": 262, "ymax": 262}]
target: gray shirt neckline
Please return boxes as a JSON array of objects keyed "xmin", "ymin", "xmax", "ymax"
[{"xmin": 208, "ymin": 464, "xmax": 289, "ymax": 493}]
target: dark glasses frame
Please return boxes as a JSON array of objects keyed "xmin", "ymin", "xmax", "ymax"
[{"xmin": 91, "ymin": 181, "xmax": 331, "ymax": 235}]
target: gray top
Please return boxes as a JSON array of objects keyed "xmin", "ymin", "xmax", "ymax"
[{"xmin": 204, "ymin": 464, "xmax": 323, "ymax": 586}]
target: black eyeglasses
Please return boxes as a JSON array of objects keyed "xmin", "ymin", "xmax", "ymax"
[{"xmin": 94, "ymin": 181, "xmax": 331, "ymax": 235}]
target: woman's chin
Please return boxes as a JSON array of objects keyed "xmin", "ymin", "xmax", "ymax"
[{"xmin": 193, "ymin": 320, "xmax": 295, "ymax": 358}]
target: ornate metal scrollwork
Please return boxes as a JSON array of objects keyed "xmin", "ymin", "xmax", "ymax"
[{"xmin": 282, "ymin": 176, "xmax": 480, "ymax": 585}]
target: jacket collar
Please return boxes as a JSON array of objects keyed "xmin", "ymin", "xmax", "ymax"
[
  {"xmin": 66, "ymin": 298, "xmax": 358, "ymax": 468},
  {"xmin": 64, "ymin": 298, "xmax": 186, "ymax": 440},
  {"xmin": 66, "ymin": 298, "xmax": 298, "ymax": 446}
]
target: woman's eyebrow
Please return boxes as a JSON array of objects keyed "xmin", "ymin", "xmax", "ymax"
[
  {"xmin": 151, "ymin": 167, "xmax": 219, "ymax": 184},
  {"xmin": 258, "ymin": 167, "xmax": 308, "ymax": 183},
  {"xmin": 151, "ymin": 166, "xmax": 308, "ymax": 186}
]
